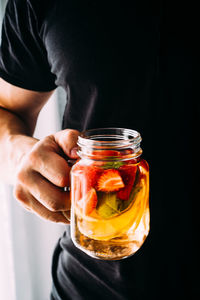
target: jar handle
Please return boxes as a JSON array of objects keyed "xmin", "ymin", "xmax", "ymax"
[{"xmin": 62, "ymin": 158, "xmax": 77, "ymax": 221}]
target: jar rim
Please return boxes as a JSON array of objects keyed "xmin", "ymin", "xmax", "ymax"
[{"xmin": 78, "ymin": 127, "xmax": 142, "ymax": 148}]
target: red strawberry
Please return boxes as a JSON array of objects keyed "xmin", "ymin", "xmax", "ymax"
[
  {"xmin": 97, "ymin": 169, "xmax": 124, "ymax": 192},
  {"xmin": 117, "ymin": 164, "xmax": 137, "ymax": 200},
  {"xmin": 139, "ymin": 159, "xmax": 149, "ymax": 172},
  {"xmin": 77, "ymin": 188, "xmax": 98, "ymax": 215},
  {"xmin": 138, "ymin": 159, "xmax": 149, "ymax": 179},
  {"xmin": 73, "ymin": 163, "xmax": 102, "ymax": 196},
  {"xmin": 85, "ymin": 165, "xmax": 102, "ymax": 190}
]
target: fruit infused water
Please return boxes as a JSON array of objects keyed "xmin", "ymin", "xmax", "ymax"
[{"xmin": 70, "ymin": 128, "xmax": 149, "ymax": 260}]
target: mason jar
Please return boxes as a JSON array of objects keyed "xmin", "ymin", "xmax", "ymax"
[{"xmin": 70, "ymin": 128, "xmax": 150, "ymax": 260}]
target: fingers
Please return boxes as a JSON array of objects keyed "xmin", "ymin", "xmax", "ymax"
[
  {"xmin": 28, "ymin": 147, "xmax": 71, "ymax": 187},
  {"xmin": 14, "ymin": 185, "xmax": 69, "ymax": 224},
  {"xmin": 13, "ymin": 128, "xmax": 80, "ymax": 224},
  {"xmin": 16, "ymin": 169, "xmax": 71, "ymax": 212},
  {"xmin": 54, "ymin": 129, "xmax": 80, "ymax": 158},
  {"xmin": 27, "ymin": 130, "xmax": 80, "ymax": 187}
]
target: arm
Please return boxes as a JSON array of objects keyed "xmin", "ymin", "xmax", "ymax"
[
  {"xmin": 0, "ymin": 78, "xmax": 79, "ymax": 223},
  {"xmin": 0, "ymin": 78, "xmax": 52, "ymax": 183}
]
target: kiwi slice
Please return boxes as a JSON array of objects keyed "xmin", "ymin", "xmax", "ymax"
[{"xmin": 96, "ymin": 192, "xmax": 121, "ymax": 218}]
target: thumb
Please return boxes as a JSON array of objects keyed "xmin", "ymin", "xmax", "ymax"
[{"xmin": 54, "ymin": 129, "xmax": 80, "ymax": 158}]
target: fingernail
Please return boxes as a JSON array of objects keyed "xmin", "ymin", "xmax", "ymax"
[{"xmin": 70, "ymin": 147, "xmax": 78, "ymax": 157}]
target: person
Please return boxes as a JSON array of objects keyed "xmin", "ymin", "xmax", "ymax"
[{"xmin": 0, "ymin": 0, "xmax": 196, "ymax": 299}]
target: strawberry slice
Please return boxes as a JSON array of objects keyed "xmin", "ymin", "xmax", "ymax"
[
  {"xmin": 117, "ymin": 164, "xmax": 137, "ymax": 200},
  {"xmin": 73, "ymin": 163, "xmax": 102, "ymax": 196},
  {"xmin": 85, "ymin": 165, "xmax": 102, "ymax": 190},
  {"xmin": 77, "ymin": 188, "xmax": 98, "ymax": 215},
  {"xmin": 97, "ymin": 169, "xmax": 125, "ymax": 192}
]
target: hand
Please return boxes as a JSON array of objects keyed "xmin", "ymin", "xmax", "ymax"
[{"xmin": 13, "ymin": 129, "xmax": 80, "ymax": 224}]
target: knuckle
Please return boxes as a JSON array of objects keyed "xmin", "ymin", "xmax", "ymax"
[
  {"xmin": 13, "ymin": 185, "xmax": 23, "ymax": 201},
  {"xmin": 45, "ymin": 213, "xmax": 58, "ymax": 223},
  {"xmin": 66, "ymin": 129, "xmax": 79, "ymax": 140},
  {"xmin": 13, "ymin": 185, "xmax": 28, "ymax": 207},
  {"xmin": 42, "ymin": 135, "xmax": 54, "ymax": 147},
  {"xmin": 48, "ymin": 201, "xmax": 60, "ymax": 212},
  {"xmin": 28, "ymin": 140, "xmax": 48, "ymax": 164},
  {"xmin": 44, "ymin": 212, "xmax": 65, "ymax": 224},
  {"xmin": 28, "ymin": 149, "xmax": 39, "ymax": 165},
  {"xmin": 16, "ymin": 169, "xmax": 26, "ymax": 184},
  {"xmin": 44, "ymin": 213, "xmax": 54, "ymax": 222},
  {"xmin": 47, "ymin": 194, "xmax": 67, "ymax": 212},
  {"xmin": 57, "ymin": 175, "xmax": 68, "ymax": 187}
]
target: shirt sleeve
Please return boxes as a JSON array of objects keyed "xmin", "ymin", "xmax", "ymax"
[{"xmin": 0, "ymin": 0, "xmax": 57, "ymax": 91}]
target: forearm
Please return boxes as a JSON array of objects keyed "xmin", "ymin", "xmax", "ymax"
[
  {"xmin": 0, "ymin": 107, "xmax": 38, "ymax": 184},
  {"xmin": 0, "ymin": 98, "xmax": 78, "ymax": 224}
]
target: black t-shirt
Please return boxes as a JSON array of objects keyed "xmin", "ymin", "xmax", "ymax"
[{"xmin": 0, "ymin": 1, "xmax": 197, "ymax": 299}]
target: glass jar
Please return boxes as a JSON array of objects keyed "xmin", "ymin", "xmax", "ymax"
[{"xmin": 70, "ymin": 128, "xmax": 149, "ymax": 260}]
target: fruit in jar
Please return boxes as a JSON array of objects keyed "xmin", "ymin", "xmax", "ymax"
[
  {"xmin": 77, "ymin": 188, "xmax": 98, "ymax": 216},
  {"xmin": 72, "ymin": 164, "xmax": 102, "ymax": 197},
  {"xmin": 97, "ymin": 169, "xmax": 125, "ymax": 192},
  {"xmin": 73, "ymin": 158, "xmax": 149, "ymax": 241},
  {"xmin": 77, "ymin": 179, "xmax": 146, "ymax": 240},
  {"xmin": 96, "ymin": 193, "xmax": 122, "ymax": 218},
  {"xmin": 117, "ymin": 164, "xmax": 137, "ymax": 200}
]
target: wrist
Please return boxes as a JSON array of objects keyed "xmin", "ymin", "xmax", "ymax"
[{"xmin": 4, "ymin": 134, "xmax": 38, "ymax": 184}]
